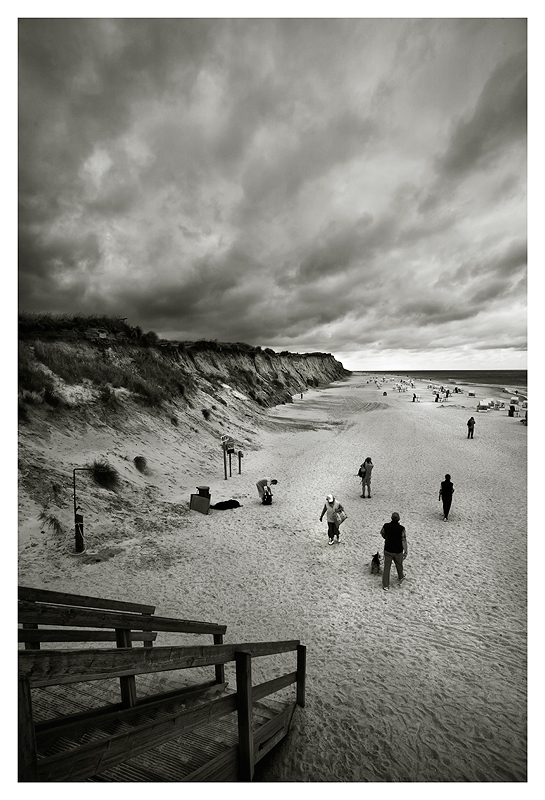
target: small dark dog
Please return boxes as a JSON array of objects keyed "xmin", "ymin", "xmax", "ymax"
[
  {"xmin": 211, "ymin": 499, "xmax": 242, "ymax": 510},
  {"xmin": 371, "ymin": 552, "xmax": 382, "ymax": 574}
]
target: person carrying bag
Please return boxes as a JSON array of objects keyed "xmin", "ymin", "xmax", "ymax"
[{"xmin": 320, "ymin": 494, "xmax": 347, "ymax": 545}]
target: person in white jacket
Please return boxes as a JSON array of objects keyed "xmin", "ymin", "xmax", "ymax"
[
  {"xmin": 256, "ymin": 477, "xmax": 277, "ymax": 500},
  {"xmin": 319, "ymin": 494, "xmax": 344, "ymax": 545}
]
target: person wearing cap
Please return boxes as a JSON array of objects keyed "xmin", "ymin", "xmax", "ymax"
[
  {"xmin": 256, "ymin": 477, "xmax": 278, "ymax": 501},
  {"xmin": 319, "ymin": 494, "xmax": 344, "ymax": 545},
  {"xmin": 380, "ymin": 512, "xmax": 408, "ymax": 590}
]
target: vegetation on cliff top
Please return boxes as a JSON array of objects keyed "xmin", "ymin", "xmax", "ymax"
[{"xmin": 18, "ymin": 313, "xmax": 349, "ymax": 415}]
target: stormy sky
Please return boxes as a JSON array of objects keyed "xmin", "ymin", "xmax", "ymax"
[{"xmin": 18, "ymin": 16, "xmax": 527, "ymax": 370}]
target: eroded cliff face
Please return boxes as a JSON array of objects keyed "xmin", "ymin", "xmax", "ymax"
[
  {"xmin": 17, "ymin": 336, "xmax": 351, "ymax": 564},
  {"xmin": 19, "ymin": 334, "xmax": 351, "ymax": 415},
  {"xmin": 177, "ymin": 345, "xmax": 350, "ymax": 407}
]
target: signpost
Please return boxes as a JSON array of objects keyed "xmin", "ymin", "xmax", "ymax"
[
  {"xmin": 72, "ymin": 467, "xmax": 93, "ymax": 553},
  {"xmin": 221, "ymin": 435, "xmax": 242, "ymax": 479}
]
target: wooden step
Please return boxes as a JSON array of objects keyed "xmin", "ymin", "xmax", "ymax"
[{"xmin": 86, "ymin": 703, "xmax": 293, "ymax": 782}]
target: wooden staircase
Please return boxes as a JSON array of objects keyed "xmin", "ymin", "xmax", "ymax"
[{"xmin": 18, "ymin": 587, "xmax": 306, "ymax": 782}]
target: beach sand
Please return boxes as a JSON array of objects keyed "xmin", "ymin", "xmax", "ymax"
[{"xmin": 17, "ymin": 374, "xmax": 527, "ymax": 782}]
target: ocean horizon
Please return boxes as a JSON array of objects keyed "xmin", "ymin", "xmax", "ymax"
[{"xmin": 351, "ymin": 369, "xmax": 527, "ymax": 389}]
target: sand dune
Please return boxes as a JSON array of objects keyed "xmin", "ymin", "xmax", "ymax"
[{"xmin": 17, "ymin": 375, "xmax": 527, "ymax": 782}]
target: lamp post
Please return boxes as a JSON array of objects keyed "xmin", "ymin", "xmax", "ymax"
[{"xmin": 72, "ymin": 468, "xmax": 92, "ymax": 553}]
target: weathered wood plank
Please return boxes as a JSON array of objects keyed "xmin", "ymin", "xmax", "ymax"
[
  {"xmin": 22, "ymin": 623, "xmax": 40, "ymax": 651},
  {"xmin": 297, "ymin": 644, "xmax": 307, "ymax": 708},
  {"xmin": 213, "ymin": 632, "xmax": 225, "ymax": 685},
  {"xmin": 254, "ymin": 706, "xmax": 294, "ymax": 764},
  {"xmin": 18, "ymin": 601, "xmax": 226, "ymax": 636},
  {"xmin": 37, "ymin": 693, "xmax": 238, "ymax": 782},
  {"xmin": 252, "ymin": 671, "xmax": 297, "ymax": 703},
  {"xmin": 18, "ymin": 586, "xmax": 155, "ymax": 615},
  {"xmin": 35, "ymin": 681, "xmax": 227, "ymax": 748},
  {"xmin": 183, "ymin": 744, "xmax": 239, "ymax": 782},
  {"xmin": 18, "ymin": 678, "xmax": 38, "ymax": 781},
  {"xmin": 235, "ymin": 651, "xmax": 254, "ymax": 781},
  {"xmin": 19, "ymin": 630, "xmax": 157, "ymax": 643},
  {"xmin": 116, "ymin": 628, "xmax": 137, "ymax": 708},
  {"xmin": 253, "ymin": 703, "xmax": 295, "ymax": 750},
  {"xmin": 19, "ymin": 640, "xmax": 300, "ymax": 686}
]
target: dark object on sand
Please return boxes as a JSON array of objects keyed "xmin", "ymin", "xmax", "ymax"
[
  {"xmin": 262, "ymin": 492, "xmax": 273, "ymax": 505},
  {"xmin": 371, "ymin": 552, "xmax": 382, "ymax": 574},
  {"xmin": 211, "ymin": 499, "xmax": 243, "ymax": 510}
]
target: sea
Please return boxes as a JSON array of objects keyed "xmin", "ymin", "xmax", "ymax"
[{"xmin": 353, "ymin": 370, "xmax": 527, "ymax": 391}]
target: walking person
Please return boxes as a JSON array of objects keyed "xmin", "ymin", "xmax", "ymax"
[
  {"xmin": 319, "ymin": 494, "xmax": 345, "ymax": 545},
  {"xmin": 256, "ymin": 477, "xmax": 277, "ymax": 501},
  {"xmin": 439, "ymin": 474, "xmax": 454, "ymax": 521},
  {"xmin": 361, "ymin": 457, "xmax": 373, "ymax": 498},
  {"xmin": 467, "ymin": 416, "xmax": 475, "ymax": 439},
  {"xmin": 380, "ymin": 512, "xmax": 408, "ymax": 591}
]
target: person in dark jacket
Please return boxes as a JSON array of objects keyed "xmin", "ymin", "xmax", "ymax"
[
  {"xmin": 439, "ymin": 474, "xmax": 455, "ymax": 521},
  {"xmin": 380, "ymin": 512, "xmax": 407, "ymax": 591},
  {"xmin": 467, "ymin": 417, "xmax": 475, "ymax": 438},
  {"xmin": 361, "ymin": 457, "xmax": 373, "ymax": 498}
]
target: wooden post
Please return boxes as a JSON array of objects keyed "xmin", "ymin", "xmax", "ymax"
[
  {"xmin": 18, "ymin": 678, "xmax": 38, "ymax": 781},
  {"xmin": 214, "ymin": 633, "xmax": 225, "ymax": 684},
  {"xmin": 115, "ymin": 628, "xmax": 137, "ymax": 708},
  {"xmin": 142, "ymin": 613, "xmax": 153, "ymax": 648},
  {"xmin": 235, "ymin": 650, "xmax": 254, "ymax": 781},
  {"xmin": 223, "ymin": 443, "xmax": 228, "ymax": 480},
  {"xmin": 296, "ymin": 644, "xmax": 306, "ymax": 708},
  {"xmin": 238, "ymin": 451, "xmax": 243, "ymax": 474},
  {"xmin": 23, "ymin": 622, "xmax": 40, "ymax": 650}
]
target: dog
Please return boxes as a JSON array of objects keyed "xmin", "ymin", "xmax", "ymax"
[
  {"xmin": 371, "ymin": 552, "xmax": 382, "ymax": 574},
  {"xmin": 210, "ymin": 499, "xmax": 242, "ymax": 510}
]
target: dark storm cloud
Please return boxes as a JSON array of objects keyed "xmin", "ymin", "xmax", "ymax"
[
  {"xmin": 437, "ymin": 49, "xmax": 527, "ymax": 178},
  {"xmin": 449, "ymin": 239, "xmax": 527, "ymax": 286},
  {"xmin": 18, "ymin": 18, "xmax": 527, "ymax": 369}
]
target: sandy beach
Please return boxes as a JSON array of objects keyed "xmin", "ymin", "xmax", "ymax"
[{"xmin": 17, "ymin": 373, "xmax": 527, "ymax": 782}]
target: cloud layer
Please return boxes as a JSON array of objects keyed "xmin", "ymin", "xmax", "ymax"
[{"xmin": 18, "ymin": 18, "xmax": 527, "ymax": 369}]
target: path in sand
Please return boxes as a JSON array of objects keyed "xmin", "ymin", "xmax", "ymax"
[
  {"xmin": 246, "ymin": 375, "xmax": 527, "ymax": 781},
  {"xmin": 18, "ymin": 374, "xmax": 527, "ymax": 781}
]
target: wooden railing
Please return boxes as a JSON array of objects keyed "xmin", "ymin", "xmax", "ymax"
[
  {"xmin": 18, "ymin": 585, "xmax": 227, "ymax": 703},
  {"xmin": 18, "ymin": 588, "xmax": 306, "ymax": 782}
]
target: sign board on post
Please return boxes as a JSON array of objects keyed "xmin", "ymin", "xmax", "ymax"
[
  {"xmin": 225, "ymin": 437, "xmax": 235, "ymax": 453},
  {"xmin": 221, "ymin": 435, "xmax": 236, "ymax": 479}
]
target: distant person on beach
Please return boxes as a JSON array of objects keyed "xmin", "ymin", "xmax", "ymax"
[
  {"xmin": 361, "ymin": 457, "xmax": 373, "ymax": 498},
  {"xmin": 320, "ymin": 494, "xmax": 344, "ymax": 545},
  {"xmin": 467, "ymin": 417, "xmax": 475, "ymax": 439},
  {"xmin": 256, "ymin": 478, "xmax": 277, "ymax": 500},
  {"xmin": 439, "ymin": 474, "xmax": 454, "ymax": 521},
  {"xmin": 380, "ymin": 512, "xmax": 407, "ymax": 591}
]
